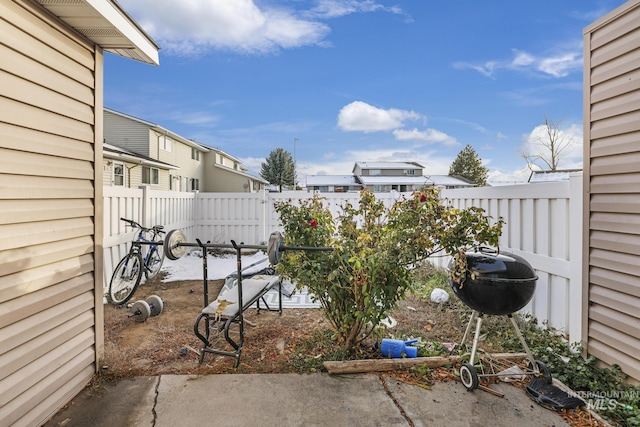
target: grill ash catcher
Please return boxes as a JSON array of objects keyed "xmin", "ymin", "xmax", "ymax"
[{"xmin": 448, "ymin": 246, "xmax": 552, "ymax": 391}]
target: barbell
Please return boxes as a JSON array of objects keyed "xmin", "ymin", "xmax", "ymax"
[{"xmin": 162, "ymin": 229, "xmax": 332, "ymax": 263}]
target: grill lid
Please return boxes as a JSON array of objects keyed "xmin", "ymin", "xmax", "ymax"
[
  {"xmin": 448, "ymin": 247, "xmax": 538, "ymax": 315},
  {"xmin": 465, "ymin": 247, "xmax": 536, "ymax": 282}
]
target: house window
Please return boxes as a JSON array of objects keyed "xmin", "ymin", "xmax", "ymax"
[
  {"xmin": 191, "ymin": 178, "xmax": 199, "ymax": 191},
  {"xmin": 142, "ymin": 167, "xmax": 159, "ymax": 185},
  {"xmin": 192, "ymin": 148, "xmax": 200, "ymax": 160},
  {"xmin": 113, "ymin": 163, "xmax": 124, "ymax": 186},
  {"xmin": 404, "ymin": 169, "xmax": 415, "ymax": 176},
  {"xmin": 160, "ymin": 135, "xmax": 172, "ymax": 152},
  {"xmin": 369, "ymin": 169, "xmax": 382, "ymax": 176}
]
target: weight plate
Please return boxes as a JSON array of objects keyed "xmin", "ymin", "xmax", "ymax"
[
  {"xmin": 164, "ymin": 229, "xmax": 187, "ymax": 260},
  {"xmin": 146, "ymin": 295, "xmax": 164, "ymax": 316},
  {"xmin": 131, "ymin": 300, "xmax": 151, "ymax": 322},
  {"xmin": 268, "ymin": 231, "xmax": 283, "ymax": 265}
]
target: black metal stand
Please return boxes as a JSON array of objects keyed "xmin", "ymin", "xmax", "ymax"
[
  {"xmin": 458, "ymin": 310, "xmax": 551, "ymax": 391},
  {"xmin": 193, "ymin": 239, "xmax": 283, "ymax": 367}
]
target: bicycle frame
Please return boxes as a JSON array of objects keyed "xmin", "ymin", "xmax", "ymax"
[
  {"xmin": 109, "ymin": 218, "xmax": 165, "ymax": 305},
  {"xmin": 133, "ymin": 227, "xmax": 162, "ymax": 274}
]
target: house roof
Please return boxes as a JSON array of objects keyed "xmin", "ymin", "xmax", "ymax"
[
  {"xmin": 358, "ymin": 176, "xmax": 434, "ymax": 186},
  {"xmin": 431, "ymin": 175, "xmax": 476, "ymax": 187},
  {"xmin": 528, "ymin": 169, "xmax": 582, "ymax": 183},
  {"xmin": 353, "ymin": 161, "xmax": 424, "ymax": 172},
  {"xmin": 213, "ymin": 164, "xmax": 268, "ymax": 184},
  {"xmin": 306, "ymin": 175, "xmax": 359, "ymax": 186},
  {"xmin": 35, "ymin": 0, "xmax": 160, "ymax": 65},
  {"xmin": 104, "ymin": 143, "xmax": 179, "ymax": 170},
  {"xmin": 105, "ymin": 108, "xmax": 210, "ymax": 152}
]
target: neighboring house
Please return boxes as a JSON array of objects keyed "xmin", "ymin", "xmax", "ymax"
[
  {"xmin": 103, "ymin": 143, "xmax": 178, "ymax": 187},
  {"xmin": 306, "ymin": 161, "xmax": 476, "ymax": 193},
  {"xmin": 104, "ymin": 108, "xmax": 267, "ymax": 192},
  {"xmin": 528, "ymin": 168, "xmax": 582, "ymax": 183},
  {"xmin": 430, "ymin": 174, "xmax": 477, "ymax": 189},
  {"xmin": 203, "ymin": 148, "xmax": 268, "ymax": 192},
  {"xmin": 0, "ymin": 1, "xmax": 158, "ymax": 425},
  {"xmin": 104, "ymin": 108, "xmax": 208, "ymax": 191},
  {"xmin": 306, "ymin": 175, "xmax": 361, "ymax": 193}
]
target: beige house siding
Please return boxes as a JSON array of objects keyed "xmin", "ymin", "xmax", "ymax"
[
  {"xmin": 104, "ymin": 109, "xmax": 206, "ymax": 191},
  {"xmin": 152, "ymin": 129, "xmax": 205, "ymax": 191},
  {"xmin": 203, "ymin": 151, "xmax": 267, "ymax": 192},
  {"xmin": 583, "ymin": 0, "xmax": 640, "ymax": 381},
  {"xmin": 0, "ymin": 1, "xmax": 100, "ymax": 425}
]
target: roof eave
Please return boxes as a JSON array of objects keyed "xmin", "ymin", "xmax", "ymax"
[{"xmin": 36, "ymin": 0, "xmax": 160, "ymax": 65}]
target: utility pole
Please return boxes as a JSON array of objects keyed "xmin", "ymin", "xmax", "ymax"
[{"xmin": 293, "ymin": 137, "xmax": 298, "ymax": 190}]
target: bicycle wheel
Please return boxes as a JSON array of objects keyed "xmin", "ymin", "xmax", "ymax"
[
  {"xmin": 109, "ymin": 252, "xmax": 143, "ymax": 305},
  {"xmin": 145, "ymin": 245, "xmax": 165, "ymax": 279}
]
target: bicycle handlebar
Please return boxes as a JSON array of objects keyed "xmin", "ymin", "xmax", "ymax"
[{"xmin": 120, "ymin": 218, "xmax": 165, "ymax": 236}]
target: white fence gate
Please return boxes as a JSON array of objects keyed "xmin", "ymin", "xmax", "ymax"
[{"xmin": 103, "ymin": 176, "xmax": 583, "ymax": 343}]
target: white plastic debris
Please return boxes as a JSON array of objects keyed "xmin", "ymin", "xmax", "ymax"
[
  {"xmin": 430, "ymin": 288, "xmax": 450, "ymax": 303},
  {"xmin": 498, "ymin": 365, "xmax": 527, "ymax": 382}
]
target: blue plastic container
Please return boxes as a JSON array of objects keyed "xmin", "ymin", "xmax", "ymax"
[{"xmin": 380, "ymin": 339, "xmax": 418, "ymax": 358}]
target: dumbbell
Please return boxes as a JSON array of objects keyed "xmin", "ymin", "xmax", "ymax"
[{"xmin": 128, "ymin": 295, "xmax": 164, "ymax": 322}]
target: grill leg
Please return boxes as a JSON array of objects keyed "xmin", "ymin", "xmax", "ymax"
[
  {"xmin": 460, "ymin": 310, "xmax": 477, "ymax": 347},
  {"xmin": 508, "ymin": 315, "xmax": 538, "ymax": 373},
  {"xmin": 469, "ymin": 313, "xmax": 483, "ymax": 366}
]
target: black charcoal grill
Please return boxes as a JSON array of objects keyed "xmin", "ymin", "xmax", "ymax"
[
  {"xmin": 450, "ymin": 247, "xmax": 537, "ymax": 315},
  {"xmin": 448, "ymin": 247, "xmax": 552, "ymax": 391}
]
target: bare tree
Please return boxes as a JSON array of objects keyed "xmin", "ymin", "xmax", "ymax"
[{"xmin": 520, "ymin": 115, "xmax": 575, "ymax": 171}]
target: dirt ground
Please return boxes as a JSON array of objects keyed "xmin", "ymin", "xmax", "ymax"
[{"xmin": 101, "ymin": 273, "xmax": 468, "ymax": 377}]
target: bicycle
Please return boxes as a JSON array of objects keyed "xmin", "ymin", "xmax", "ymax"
[{"xmin": 108, "ymin": 218, "xmax": 165, "ymax": 305}]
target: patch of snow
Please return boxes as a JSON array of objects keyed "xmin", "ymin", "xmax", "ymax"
[{"xmin": 160, "ymin": 249, "xmax": 270, "ymax": 281}]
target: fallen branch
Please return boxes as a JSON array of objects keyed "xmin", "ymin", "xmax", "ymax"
[
  {"xmin": 323, "ymin": 353, "xmax": 527, "ymax": 374},
  {"xmin": 478, "ymin": 384, "xmax": 504, "ymax": 398}
]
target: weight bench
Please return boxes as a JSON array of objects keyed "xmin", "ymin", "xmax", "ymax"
[
  {"xmin": 161, "ymin": 230, "xmax": 332, "ymax": 367},
  {"xmin": 193, "ymin": 239, "xmax": 283, "ymax": 367}
]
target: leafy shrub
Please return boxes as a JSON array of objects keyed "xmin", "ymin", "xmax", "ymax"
[{"xmin": 274, "ymin": 189, "xmax": 503, "ymax": 350}]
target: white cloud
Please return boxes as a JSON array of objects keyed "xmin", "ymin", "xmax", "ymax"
[
  {"xmin": 455, "ymin": 47, "xmax": 583, "ymax": 78},
  {"xmin": 392, "ymin": 128, "xmax": 458, "ymax": 146},
  {"xmin": 337, "ymin": 101, "xmax": 422, "ymax": 132},
  {"xmin": 119, "ymin": 0, "xmax": 330, "ymax": 55},
  {"xmin": 118, "ymin": 0, "xmax": 405, "ymax": 56},
  {"xmin": 537, "ymin": 53, "xmax": 582, "ymax": 77},
  {"xmin": 511, "ymin": 49, "xmax": 535, "ymax": 67},
  {"xmin": 168, "ymin": 110, "xmax": 220, "ymax": 126},
  {"xmin": 309, "ymin": 0, "xmax": 402, "ymax": 19}
]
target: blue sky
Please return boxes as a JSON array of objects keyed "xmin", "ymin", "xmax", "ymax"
[{"xmin": 106, "ymin": 0, "xmax": 626, "ymax": 184}]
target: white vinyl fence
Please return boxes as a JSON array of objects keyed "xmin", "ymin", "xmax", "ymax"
[{"xmin": 103, "ymin": 175, "xmax": 583, "ymax": 343}]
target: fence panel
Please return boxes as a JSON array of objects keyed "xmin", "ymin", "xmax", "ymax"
[
  {"xmin": 102, "ymin": 186, "xmax": 196, "ymax": 295},
  {"xmin": 103, "ymin": 187, "xmax": 144, "ymax": 293},
  {"xmin": 195, "ymin": 192, "xmax": 265, "ymax": 245},
  {"xmin": 441, "ymin": 175, "xmax": 582, "ymax": 341},
  {"xmin": 102, "ymin": 182, "xmax": 582, "ymax": 343}
]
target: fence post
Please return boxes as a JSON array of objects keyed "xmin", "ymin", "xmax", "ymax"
[
  {"xmin": 139, "ymin": 184, "xmax": 151, "ymax": 227},
  {"xmin": 568, "ymin": 173, "xmax": 583, "ymax": 344},
  {"xmin": 260, "ymin": 189, "xmax": 268, "ymax": 243}
]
